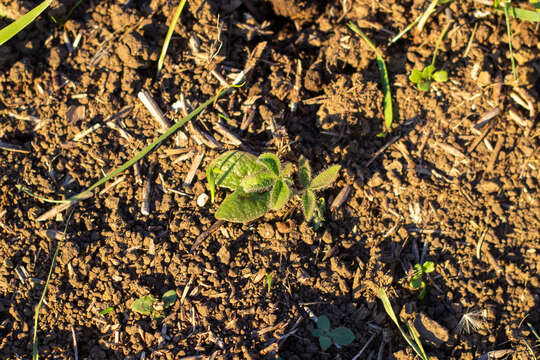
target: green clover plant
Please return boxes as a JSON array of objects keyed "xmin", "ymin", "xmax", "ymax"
[
  {"xmin": 311, "ymin": 315, "xmax": 355, "ymax": 351},
  {"xmin": 409, "ymin": 261, "xmax": 435, "ymax": 300},
  {"xmin": 206, "ymin": 151, "xmax": 340, "ymax": 223},
  {"xmin": 131, "ymin": 289, "xmax": 177, "ymax": 319},
  {"xmin": 409, "ymin": 65, "xmax": 448, "ymax": 91}
]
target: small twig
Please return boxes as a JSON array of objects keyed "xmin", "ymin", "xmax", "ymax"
[
  {"xmin": 0, "ymin": 141, "xmax": 29, "ymax": 153},
  {"xmin": 366, "ymin": 136, "xmax": 400, "ymax": 167},
  {"xmin": 183, "ymin": 153, "xmax": 204, "ymax": 186},
  {"xmin": 487, "ymin": 134, "xmax": 504, "ymax": 171},
  {"xmin": 71, "ymin": 326, "xmax": 78, "ymax": 360},
  {"xmin": 138, "ymin": 90, "xmax": 170, "ymax": 132}
]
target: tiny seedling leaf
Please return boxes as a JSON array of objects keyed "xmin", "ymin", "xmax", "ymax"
[
  {"xmin": 409, "ymin": 69, "xmax": 423, "ymax": 83},
  {"xmin": 282, "ymin": 163, "xmax": 294, "ymax": 177},
  {"xmin": 309, "ymin": 165, "xmax": 341, "ymax": 191},
  {"xmin": 100, "ymin": 307, "xmax": 114, "ymax": 315},
  {"xmin": 215, "ymin": 189, "xmax": 271, "ymax": 223},
  {"xmin": 298, "ymin": 156, "xmax": 312, "ymax": 188},
  {"xmin": 0, "ymin": 0, "xmax": 53, "ymax": 47},
  {"xmin": 329, "ymin": 327, "xmax": 355, "ymax": 346},
  {"xmin": 162, "ymin": 290, "xmax": 177, "ymax": 308},
  {"xmin": 311, "ymin": 329, "xmax": 323, "ymax": 337},
  {"xmin": 302, "ymin": 190, "xmax": 316, "ymax": 221},
  {"xmin": 422, "ymin": 261, "xmax": 435, "ymax": 273},
  {"xmin": 422, "ymin": 65, "xmax": 436, "ymax": 78},
  {"xmin": 317, "ymin": 315, "xmax": 330, "ymax": 331},
  {"xmin": 414, "ymin": 263, "xmax": 423, "ymax": 273},
  {"xmin": 258, "ymin": 153, "xmax": 281, "ymax": 177},
  {"xmin": 410, "ymin": 277, "xmax": 422, "ymax": 289},
  {"xmin": 270, "ymin": 180, "xmax": 290, "ymax": 210},
  {"xmin": 131, "ymin": 295, "xmax": 156, "ymax": 315},
  {"xmin": 241, "ymin": 172, "xmax": 276, "ymax": 193},
  {"xmin": 319, "ymin": 335, "xmax": 332, "ymax": 351},
  {"xmin": 432, "ymin": 70, "xmax": 448, "ymax": 82},
  {"xmin": 418, "ymin": 80, "xmax": 431, "ymax": 92},
  {"xmin": 207, "ymin": 151, "xmax": 266, "ymax": 192}
]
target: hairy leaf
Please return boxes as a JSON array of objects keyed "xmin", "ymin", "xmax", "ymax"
[
  {"xmin": 162, "ymin": 290, "xmax": 177, "ymax": 308},
  {"xmin": 215, "ymin": 189, "xmax": 270, "ymax": 223},
  {"xmin": 329, "ymin": 327, "xmax": 355, "ymax": 346},
  {"xmin": 422, "ymin": 65, "xmax": 435, "ymax": 78},
  {"xmin": 282, "ymin": 162, "xmax": 294, "ymax": 177},
  {"xmin": 207, "ymin": 151, "xmax": 265, "ymax": 197},
  {"xmin": 270, "ymin": 180, "xmax": 290, "ymax": 210},
  {"xmin": 317, "ymin": 315, "xmax": 330, "ymax": 331},
  {"xmin": 258, "ymin": 153, "xmax": 281, "ymax": 177},
  {"xmin": 319, "ymin": 335, "xmax": 332, "ymax": 351},
  {"xmin": 311, "ymin": 329, "xmax": 323, "ymax": 337},
  {"xmin": 298, "ymin": 156, "xmax": 311, "ymax": 188},
  {"xmin": 309, "ymin": 165, "xmax": 341, "ymax": 191},
  {"xmin": 409, "ymin": 69, "xmax": 423, "ymax": 83},
  {"xmin": 131, "ymin": 295, "xmax": 156, "ymax": 315},
  {"xmin": 302, "ymin": 190, "xmax": 316, "ymax": 221},
  {"xmin": 241, "ymin": 172, "xmax": 276, "ymax": 193}
]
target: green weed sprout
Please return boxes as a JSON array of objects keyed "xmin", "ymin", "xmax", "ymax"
[
  {"xmin": 206, "ymin": 151, "xmax": 340, "ymax": 223},
  {"xmin": 0, "ymin": 0, "xmax": 52, "ymax": 47},
  {"xmin": 311, "ymin": 315, "xmax": 355, "ymax": 351},
  {"xmin": 379, "ymin": 288, "xmax": 429, "ymax": 360},
  {"xmin": 157, "ymin": 0, "xmax": 187, "ymax": 78},
  {"xmin": 409, "ymin": 18, "xmax": 451, "ymax": 92},
  {"xmin": 131, "ymin": 290, "xmax": 177, "ymax": 319},
  {"xmin": 409, "ymin": 261, "xmax": 435, "ymax": 300}
]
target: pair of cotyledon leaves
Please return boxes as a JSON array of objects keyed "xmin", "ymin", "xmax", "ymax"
[
  {"xmin": 206, "ymin": 151, "xmax": 340, "ymax": 223},
  {"xmin": 311, "ymin": 315, "xmax": 355, "ymax": 351}
]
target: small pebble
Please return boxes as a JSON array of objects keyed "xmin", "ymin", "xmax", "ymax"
[{"xmin": 197, "ymin": 193, "xmax": 209, "ymax": 207}]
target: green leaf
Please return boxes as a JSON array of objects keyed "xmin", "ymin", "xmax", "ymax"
[
  {"xmin": 410, "ymin": 277, "xmax": 422, "ymax": 289},
  {"xmin": 258, "ymin": 153, "xmax": 281, "ymax": 177},
  {"xmin": 422, "ymin": 65, "xmax": 435, "ymax": 78},
  {"xmin": 422, "ymin": 261, "xmax": 435, "ymax": 273},
  {"xmin": 207, "ymin": 166, "xmax": 217, "ymax": 203},
  {"xmin": 311, "ymin": 329, "xmax": 323, "ymax": 337},
  {"xmin": 131, "ymin": 295, "xmax": 156, "ymax": 315},
  {"xmin": 418, "ymin": 80, "xmax": 431, "ymax": 92},
  {"xmin": 282, "ymin": 163, "xmax": 294, "ymax": 177},
  {"xmin": 302, "ymin": 190, "xmax": 316, "ymax": 221},
  {"xmin": 0, "ymin": 0, "xmax": 52, "ymax": 47},
  {"xmin": 329, "ymin": 327, "xmax": 355, "ymax": 346},
  {"xmin": 207, "ymin": 151, "xmax": 266, "ymax": 192},
  {"xmin": 432, "ymin": 70, "xmax": 447, "ymax": 82},
  {"xmin": 215, "ymin": 189, "xmax": 271, "ymax": 223},
  {"xmin": 418, "ymin": 285, "xmax": 427, "ymax": 300},
  {"xmin": 241, "ymin": 172, "xmax": 276, "ymax": 193},
  {"xmin": 270, "ymin": 180, "xmax": 290, "ymax": 210},
  {"xmin": 162, "ymin": 290, "xmax": 177, "ymax": 308},
  {"xmin": 509, "ymin": 5, "xmax": 540, "ymax": 21},
  {"xmin": 309, "ymin": 165, "xmax": 340, "ymax": 191},
  {"xmin": 413, "ymin": 263, "xmax": 423, "ymax": 274},
  {"xmin": 317, "ymin": 315, "xmax": 330, "ymax": 331},
  {"xmin": 409, "ymin": 69, "xmax": 423, "ymax": 84},
  {"xmin": 319, "ymin": 335, "xmax": 332, "ymax": 351},
  {"xmin": 100, "ymin": 307, "xmax": 114, "ymax": 315},
  {"xmin": 298, "ymin": 156, "xmax": 311, "ymax": 188}
]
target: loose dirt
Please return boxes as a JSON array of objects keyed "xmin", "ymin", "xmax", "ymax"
[{"xmin": 0, "ymin": 0, "xmax": 538, "ymax": 359}]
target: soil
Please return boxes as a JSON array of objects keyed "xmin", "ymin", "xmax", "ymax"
[{"xmin": 0, "ymin": 0, "xmax": 539, "ymax": 359}]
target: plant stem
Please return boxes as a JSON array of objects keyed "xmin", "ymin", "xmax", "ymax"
[
  {"xmin": 157, "ymin": 0, "xmax": 188, "ymax": 78},
  {"xmin": 503, "ymin": 1, "xmax": 518, "ymax": 81},
  {"xmin": 431, "ymin": 17, "xmax": 452, "ymax": 67}
]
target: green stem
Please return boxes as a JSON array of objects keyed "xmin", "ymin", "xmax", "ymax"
[
  {"xmin": 157, "ymin": 0, "xmax": 188, "ymax": 78},
  {"xmin": 503, "ymin": 1, "xmax": 517, "ymax": 81},
  {"xmin": 431, "ymin": 19, "xmax": 452, "ymax": 67}
]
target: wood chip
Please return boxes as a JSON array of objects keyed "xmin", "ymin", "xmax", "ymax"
[
  {"xmin": 435, "ymin": 142, "xmax": 466, "ymax": 158},
  {"xmin": 487, "ymin": 134, "xmax": 504, "ymax": 171},
  {"xmin": 508, "ymin": 108, "xmax": 529, "ymax": 127},
  {"xmin": 183, "ymin": 153, "xmax": 204, "ymax": 186},
  {"xmin": 468, "ymin": 119, "xmax": 494, "ymax": 154},
  {"xmin": 73, "ymin": 123, "xmax": 101, "ymax": 142},
  {"xmin": 188, "ymin": 123, "xmax": 222, "ymax": 149},
  {"xmin": 138, "ymin": 89, "xmax": 170, "ymax": 132},
  {"xmin": 514, "ymin": 87, "xmax": 536, "ymax": 118},
  {"xmin": 474, "ymin": 107, "xmax": 500, "ymax": 129},
  {"xmin": 330, "ymin": 185, "xmax": 351, "ymax": 211},
  {"xmin": 66, "ymin": 105, "xmax": 86, "ymax": 123},
  {"xmin": 240, "ymin": 106, "xmax": 256, "ymax": 131},
  {"xmin": 214, "ymin": 122, "xmax": 243, "ymax": 146},
  {"xmin": 36, "ymin": 200, "xmax": 77, "ymax": 222}
]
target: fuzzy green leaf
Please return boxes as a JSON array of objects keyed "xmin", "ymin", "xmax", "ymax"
[
  {"xmin": 319, "ymin": 335, "xmax": 332, "ymax": 351},
  {"xmin": 298, "ymin": 156, "xmax": 311, "ymax": 188},
  {"xmin": 131, "ymin": 295, "xmax": 156, "ymax": 315},
  {"xmin": 422, "ymin": 65, "xmax": 435, "ymax": 78},
  {"xmin": 207, "ymin": 151, "xmax": 266, "ymax": 193},
  {"xmin": 418, "ymin": 80, "xmax": 431, "ymax": 92},
  {"xmin": 309, "ymin": 165, "xmax": 340, "ymax": 191},
  {"xmin": 329, "ymin": 327, "xmax": 355, "ymax": 346},
  {"xmin": 317, "ymin": 315, "xmax": 330, "ymax": 331},
  {"xmin": 270, "ymin": 180, "xmax": 290, "ymax": 210},
  {"xmin": 241, "ymin": 172, "xmax": 276, "ymax": 193},
  {"xmin": 303, "ymin": 190, "xmax": 316, "ymax": 221},
  {"xmin": 282, "ymin": 163, "xmax": 294, "ymax": 177},
  {"xmin": 422, "ymin": 261, "xmax": 435, "ymax": 273},
  {"xmin": 432, "ymin": 70, "xmax": 448, "ymax": 82},
  {"xmin": 162, "ymin": 290, "xmax": 177, "ymax": 308},
  {"xmin": 215, "ymin": 189, "xmax": 270, "ymax": 223},
  {"xmin": 409, "ymin": 69, "xmax": 423, "ymax": 83},
  {"xmin": 258, "ymin": 153, "xmax": 281, "ymax": 177},
  {"xmin": 414, "ymin": 263, "xmax": 423, "ymax": 274}
]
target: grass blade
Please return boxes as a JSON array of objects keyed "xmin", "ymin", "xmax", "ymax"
[
  {"xmin": 510, "ymin": 5, "xmax": 540, "ymax": 21},
  {"xmin": 379, "ymin": 288, "xmax": 429, "ymax": 360},
  {"xmin": 347, "ymin": 22, "xmax": 393, "ymax": 133},
  {"xmin": 417, "ymin": 0, "xmax": 439, "ymax": 32},
  {"xmin": 503, "ymin": 2, "xmax": 517, "ymax": 81},
  {"xmin": 157, "ymin": 0, "xmax": 188, "ymax": 78},
  {"xmin": 0, "ymin": 0, "xmax": 52, "ymax": 47}
]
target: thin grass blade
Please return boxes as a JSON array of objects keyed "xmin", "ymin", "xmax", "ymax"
[
  {"xmin": 157, "ymin": 0, "xmax": 188, "ymax": 77},
  {"xmin": 0, "ymin": 0, "xmax": 52, "ymax": 47},
  {"xmin": 347, "ymin": 22, "xmax": 393, "ymax": 132}
]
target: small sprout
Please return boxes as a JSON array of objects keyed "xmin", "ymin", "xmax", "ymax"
[
  {"xmin": 265, "ymin": 273, "xmax": 273, "ymax": 292},
  {"xmin": 207, "ymin": 151, "xmax": 340, "ymax": 224},
  {"xmin": 409, "ymin": 65, "xmax": 448, "ymax": 92},
  {"xmin": 311, "ymin": 315, "xmax": 355, "ymax": 351},
  {"xmin": 100, "ymin": 306, "xmax": 114, "ymax": 316},
  {"xmin": 131, "ymin": 290, "xmax": 177, "ymax": 319},
  {"xmin": 409, "ymin": 261, "xmax": 435, "ymax": 300}
]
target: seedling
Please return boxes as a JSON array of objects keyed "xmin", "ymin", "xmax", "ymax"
[
  {"xmin": 206, "ymin": 151, "xmax": 340, "ymax": 223},
  {"xmin": 0, "ymin": 0, "xmax": 52, "ymax": 47},
  {"xmin": 131, "ymin": 290, "xmax": 177, "ymax": 319},
  {"xmin": 265, "ymin": 273, "xmax": 273, "ymax": 292},
  {"xmin": 409, "ymin": 261, "xmax": 435, "ymax": 300},
  {"xmin": 100, "ymin": 306, "xmax": 114, "ymax": 316},
  {"xmin": 311, "ymin": 315, "xmax": 355, "ymax": 351}
]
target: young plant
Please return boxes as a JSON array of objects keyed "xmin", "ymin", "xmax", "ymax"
[
  {"xmin": 409, "ymin": 18, "xmax": 451, "ymax": 92},
  {"xmin": 206, "ymin": 151, "xmax": 340, "ymax": 223},
  {"xmin": 131, "ymin": 290, "xmax": 177, "ymax": 319},
  {"xmin": 409, "ymin": 261, "xmax": 435, "ymax": 300},
  {"xmin": 311, "ymin": 315, "xmax": 355, "ymax": 351},
  {"xmin": 0, "ymin": 0, "xmax": 52, "ymax": 47}
]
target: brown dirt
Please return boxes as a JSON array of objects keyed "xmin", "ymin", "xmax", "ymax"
[{"xmin": 0, "ymin": 0, "xmax": 539, "ymax": 359}]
